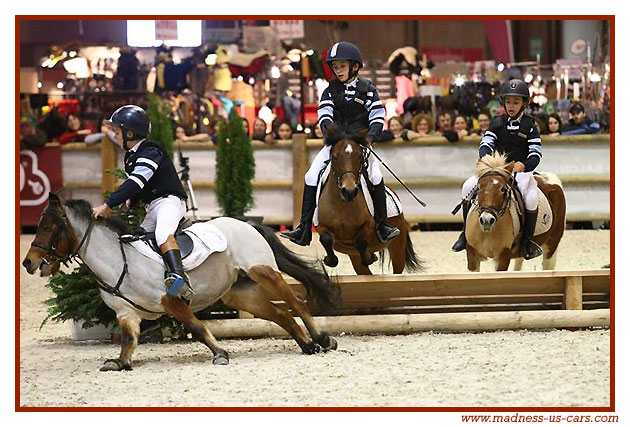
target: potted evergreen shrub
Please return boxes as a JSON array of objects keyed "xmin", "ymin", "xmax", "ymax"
[{"xmin": 215, "ymin": 109, "xmax": 259, "ymax": 222}]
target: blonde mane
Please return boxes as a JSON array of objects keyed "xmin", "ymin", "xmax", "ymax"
[{"xmin": 475, "ymin": 152, "xmax": 512, "ymax": 178}]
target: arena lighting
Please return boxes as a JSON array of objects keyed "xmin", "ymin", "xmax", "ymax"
[
  {"xmin": 271, "ymin": 66, "xmax": 280, "ymax": 78},
  {"xmin": 203, "ymin": 117, "xmax": 210, "ymax": 126},
  {"xmin": 69, "ymin": 51, "xmax": 77, "ymax": 58},
  {"xmin": 248, "ymin": 77, "xmax": 255, "ymax": 85},
  {"xmin": 237, "ymin": 76, "xmax": 243, "ymax": 82},
  {"xmin": 589, "ymin": 72, "xmax": 601, "ymax": 83},
  {"xmin": 56, "ymin": 82, "xmax": 64, "ymax": 89},
  {"xmin": 524, "ymin": 73, "xmax": 534, "ymax": 83},
  {"xmin": 296, "ymin": 124, "xmax": 303, "ymax": 131},
  {"xmin": 454, "ymin": 75, "xmax": 465, "ymax": 86},
  {"xmin": 497, "ymin": 63, "xmax": 505, "ymax": 72},
  {"xmin": 205, "ymin": 54, "xmax": 217, "ymax": 66},
  {"xmin": 37, "ymin": 82, "xmax": 42, "ymax": 89},
  {"xmin": 306, "ymin": 49, "xmax": 314, "ymax": 56},
  {"xmin": 127, "ymin": 20, "xmax": 202, "ymax": 47}
]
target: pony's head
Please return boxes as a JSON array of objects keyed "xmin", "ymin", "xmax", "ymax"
[
  {"xmin": 22, "ymin": 192, "xmax": 78, "ymax": 276},
  {"xmin": 474, "ymin": 153, "xmax": 515, "ymax": 232},
  {"xmin": 326, "ymin": 124, "xmax": 369, "ymax": 202}
]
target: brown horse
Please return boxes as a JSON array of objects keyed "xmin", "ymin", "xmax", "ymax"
[
  {"xmin": 465, "ymin": 153, "xmax": 566, "ymax": 271},
  {"xmin": 316, "ymin": 128, "xmax": 423, "ymax": 275}
]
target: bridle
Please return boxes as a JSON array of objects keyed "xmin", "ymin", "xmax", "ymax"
[
  {"xmin": 30, "ymin": 205, "xmax": 95, "ymax": 267},
  {"xmin": 330, "ymin": 142, "xmax": 368, "ymax": 190},
  {"xmin": 475, "ymin": 171, "xmax": 517, "ymax": 221}
]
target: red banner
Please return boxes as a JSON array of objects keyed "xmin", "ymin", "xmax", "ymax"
[
  {"xmin": 421, "ymin": 46, "xmax": 484, "ymax": 63},
  {"xmin": 20, "ymin": 145, "xmax": 63, "ymax": 226},
  {"xmin": 483, "ymin": 20, "xmax": 515, "ymax": 64}
]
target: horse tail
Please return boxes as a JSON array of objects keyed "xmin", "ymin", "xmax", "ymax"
[
  {"xmin": 250, "ymin": 223, "xmax": 341, "ymax": 309},
  {"xmin": 404, "ymin": 234, "xmax": 424, "ymax": 273}
]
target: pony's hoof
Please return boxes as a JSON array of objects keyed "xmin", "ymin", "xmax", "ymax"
[
  {"xmin": 319, "ymin": 335, "xmax": 337, "ymax": 352},
  {"xmin": 100, "ymin": 359, "xmax": 131, "ymax": 372},
  {"xmin": 324, "ymin": 255, "xmax": 338, "ymax": 268},
  {"xmin": 367, "ymin": 253, "xmax": 378, "ymax": 265},
  {"xmin": 213, "ymin": 353, "xmax": 229, "ymax": 365},
  {"xmin": 301, "ymin": 342, "xmax": 322, "ymax": 355}
]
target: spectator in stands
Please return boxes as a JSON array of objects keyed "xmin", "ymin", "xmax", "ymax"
[
  {"xmin": 58, "ymin": 113, "xmax": 95, "ymax": 144},
  {"xmin": 20, "ymin": 118, "xmax": 47, "ymax": 151},
  {"xmin": 562, "ymin": 103, "xmax": 600, "ymax": 135},
  {"xmin": 474, "ymin": 110, "xmax": 491, "ymax": 136},
  {"xmin": 242, "ymin": 117, "xmax": 250, "ymax": 136},
  {"xmin": 545, "ymin": 113, "xmax": 562, "ymax": 137},
  {"xmin": 436, "ymin": 111, "xmax": 459, "ymax": 143},
  {"xmin": 312, "ymin": 122, "xmax": 324, "ymax": 139},
  {"xmin": 374, "ymin": 116, "xmax": 406, "ymax": 142},
  {"xmin": 453, "ymin": 115, "xmax": 469, "ymax": 138},
  {"xmin": 84, "ymin": 119, "xmax": 118, "ymax": 146},
  {"xmin": 275, "ymin": 121, "xmax": 293, "ymax": 141},
  {"xmin": 252, "ymin": 118, "xmax": 275, "ymax": 144},
  {"xmin": 175, "ymin": 125, "xmax": 210, "ymax": 142}
]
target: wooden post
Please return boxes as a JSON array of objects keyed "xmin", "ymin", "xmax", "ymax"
[
  {"xmin": 563, "ymin": 276, "xmax": 583, "ymax": 310},
  {"xmin": 101, "ymin": 137, "xmax": 118, "ymax": 194},
  {"xmin": 291, "ymin": 134, "xmax": 308, "ymax": 227}
]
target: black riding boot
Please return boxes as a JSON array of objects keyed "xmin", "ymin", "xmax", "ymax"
[
  {"xmin": 372, "ymin": 180, "xmax": 400, "ymax": 244},
  {"xmin": 451, "ymin": 200, "xmax": 471, "ymax": 252},
  {"xmin": 160, "ymin": 236, "xmax": 191, "ymax": 298},
  {"xmin": 522, "ymin": 208, "xmax": 543, "ymax": 260},
  {"xmin": 281, "ymin": 184, "xmax": 317, "ymax": 246}
]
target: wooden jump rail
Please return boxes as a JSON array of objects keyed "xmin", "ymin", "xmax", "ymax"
[{"xmin": 209, "ymin": 270, "xmax": 610, "ymax": 338}]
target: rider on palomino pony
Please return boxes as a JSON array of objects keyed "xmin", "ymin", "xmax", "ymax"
[
  {"xmin": 281, "ymin": 41, "xmax": 400, "ymax": 246},
  {"xmin": 452, "ymin": 79, "xmax": 544, "ymax": 260},
  {"xmin": 92, "ymin": 105, "xmax": 191, "ymax": 298}
]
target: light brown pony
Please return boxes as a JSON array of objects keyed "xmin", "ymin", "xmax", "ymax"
[
  {"xmin": 465, "ymin": 153, "xmax": 566, "ymax": 271},
  {"xmin": 316, "ymin": 127, "xmax": 423, "ymax": 275}
]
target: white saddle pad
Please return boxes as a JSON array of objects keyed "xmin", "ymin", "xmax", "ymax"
[
  {"xmin": 509, "ymin": 188, "xmax": 553, "ymax": 238},
  {"xmin": 129, "ymin": 222, "xmax": 228, "ymax": 271},
  {"xmin": 313, "ymin": 163, "xmax": 403, "ymax": 226}
]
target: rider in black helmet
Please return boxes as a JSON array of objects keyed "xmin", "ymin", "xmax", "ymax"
[
  {"xmin": 281, "ymin": 41, "xmax": 400, "ymax": 246},
  {"xmin": 93, "ymin": 105, "xmax": 191, "ymax": 298},
  {"xmin": 452, "ymin": 79, "xmax": 544, "ymax": 260}
]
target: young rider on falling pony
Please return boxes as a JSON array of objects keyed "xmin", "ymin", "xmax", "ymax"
[
  {"xmin": 452, "ymin": 79, "xmax": 544, "ymax": 260},
  {"xmin": 92, "ymin": 105, "xmax": 191, "ymax": 298},
  {"xmin": 281, "ymin": 41, "xmax": 400, "ymax": 246}
]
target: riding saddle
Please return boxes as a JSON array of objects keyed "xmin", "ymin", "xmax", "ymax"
[{"xmin": 119, "ymin": 218, "xmax": 195, "ymax": 259}]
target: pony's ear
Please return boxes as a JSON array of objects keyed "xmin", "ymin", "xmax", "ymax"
[
  {"xmin": 48, "ymin": 192, "xmax": 61, "ymax": 205},
  {"xmin": 324, "ymin": 123, "xmax": 335, "ymax": 136},
  {"xmin": 357, "ymin": 128, "xmax": 369, "ymax": 140},
  {"xmin": 56, "ymin": 187, "xmax": 73, "ymax": 204},
  {"xmin": 505, "ymin": 161, "xmax": 515, "ymax": 174}
]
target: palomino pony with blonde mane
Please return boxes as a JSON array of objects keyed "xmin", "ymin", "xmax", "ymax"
[{"xmin": 465, "ymin": 153, "xmax": 566, "ymax": 271}]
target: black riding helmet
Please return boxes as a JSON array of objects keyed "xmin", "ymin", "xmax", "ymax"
[
  {"xmin": 106, "ymin": 105, "xmax": 151, "ymax": 150},
  {"xmin": 500, "ymin": 79, "xmax": 530, "ymax": 118},
  {"xmin": 325, "ymin": 41, "xmax": 363, "ymax": 81}
]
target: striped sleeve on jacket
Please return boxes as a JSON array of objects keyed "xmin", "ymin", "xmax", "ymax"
[{"xmin": 106, "ymin": 147, "xmax": 164, "ymax": 208}]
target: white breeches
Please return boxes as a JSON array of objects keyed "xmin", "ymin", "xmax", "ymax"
[
  {"xmin": 304, "ymin": 145, "xmax": 383, "ymax": 186},
  {"xmin": 461, "ymin": 172, "xmax": 538, "ymax": 211},
  {"xmin": 140, "ymin": 195, "xmax": 187, "ymax": 246}
]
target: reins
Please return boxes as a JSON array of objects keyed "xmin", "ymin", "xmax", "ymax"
[{"xmin": 475, "ymin": 171, "xmax": 517, "ymax": 220}]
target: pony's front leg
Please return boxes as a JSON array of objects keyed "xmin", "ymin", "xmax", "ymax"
[
  {"xmin": 354, "ymin": 235, "xmax": 375, "ymax": 267},
  {"xmin": 495, "ymin": 248, "xmax": 512, "ymax": 271},
  {"xmin": 161, "ymin": 296, "xmax": 229, "ymax": 365},
  {"xmin": 100, "ymin": 312, "xmax": 141, "ymax": 371},
  {"xmin": 466, "ymin": 247, "xmax": 481, "ymax": 272},
  {"xmin": 319, "ymin": 231, "xmax": 338, "ymax": 268}
]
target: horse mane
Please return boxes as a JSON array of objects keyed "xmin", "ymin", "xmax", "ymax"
[
  {"xmin": 324, "ymin": 123, "xmax": 369, "ymax": 147},
  {"xmin": 475, "ymin": 152, "xmax": 512, "ymax": 179},
  {"xmin": 64, "ymin": 199, "xmax": 135, "ymax": 236}
]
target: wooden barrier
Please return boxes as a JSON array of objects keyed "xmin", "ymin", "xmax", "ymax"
[
  {"xmin": 206, "ymin": 309, "xmax": 610, "ymax": 338},
  {"xmin": 58, "ymin": 133, "xmax": 611, "ymax": 224},
  {"xmin": 217, "ymin": 270, "xmax": 610, "ymax": 338}
]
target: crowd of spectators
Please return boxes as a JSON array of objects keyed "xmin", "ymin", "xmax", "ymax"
[{"xmin": 19, "ymin": 92, "xmax": 605, "ymax": 150}]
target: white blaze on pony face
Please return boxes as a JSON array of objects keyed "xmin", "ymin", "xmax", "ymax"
[{"xmin": 345, "ymin": 143, "xmax": 353, "ymax": 155}]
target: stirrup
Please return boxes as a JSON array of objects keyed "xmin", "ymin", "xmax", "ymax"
[
  {"xmin": 522, "ymin": 240, "xmax": 543, "ymax": 260},
  {"xmin": 281, "ymin": 224, "xmax": 312, "ymax": 246},
  {"xmin": 452, "ymin": 232, "xmax": 467, "ymax": 252},
  {"xmin": 376, "ymin": 224, "xmax": 400, "ymax": 244},
  {"xmin": 165, "ymin": 273, "xmax": 193, "ymax": 298}
]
